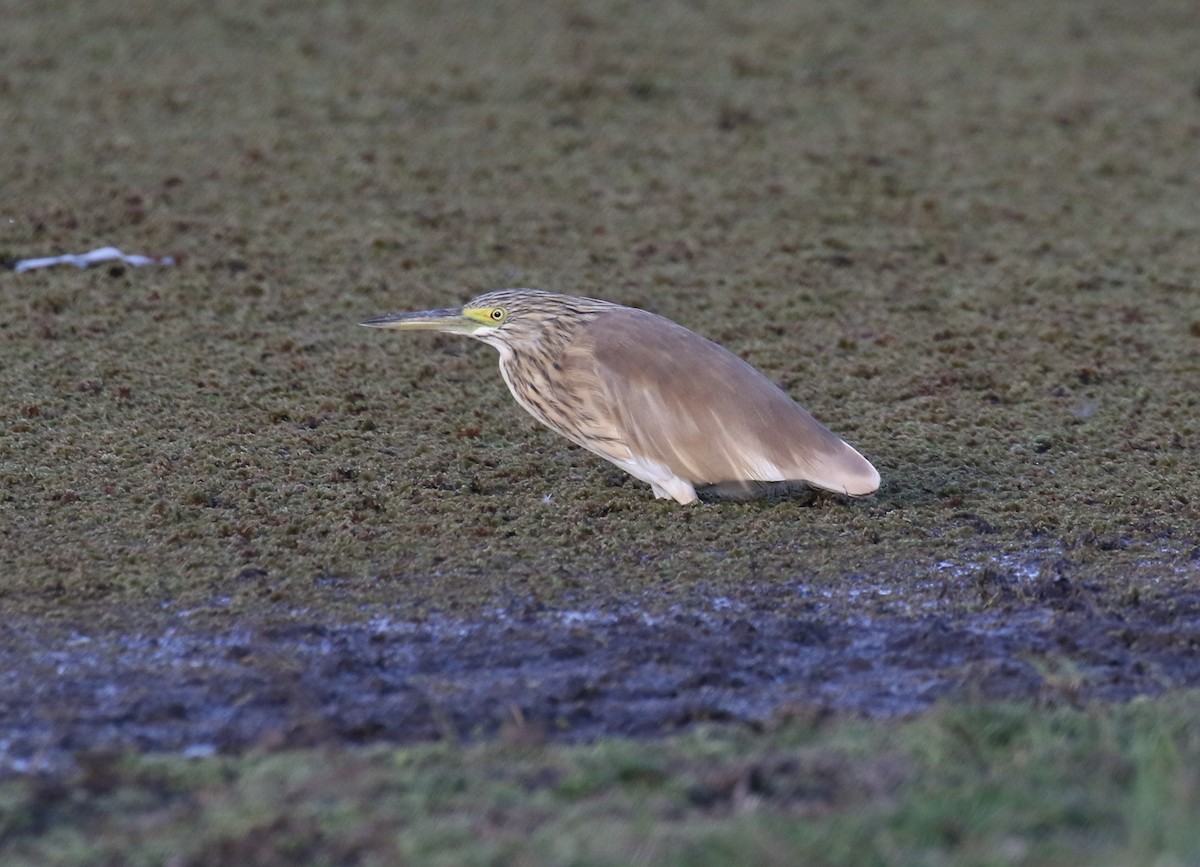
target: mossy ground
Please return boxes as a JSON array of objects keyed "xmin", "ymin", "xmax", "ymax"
[
  {"xmin": 2, "ymin": 0, "xmax": 1199, "ymax": 860},
  {"xmin": 4, "ymin": 0, "xmax": 1197, "ymax": 620}
]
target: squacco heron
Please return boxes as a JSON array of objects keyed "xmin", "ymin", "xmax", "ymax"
[{"xmin": 361, "ymin": 289, "xmax": 880, "ymax": 504}]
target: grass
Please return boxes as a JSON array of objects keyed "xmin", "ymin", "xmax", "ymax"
[{"xmin": 4, "ymin": 696, "xmax": 1200, "ymax": 866}]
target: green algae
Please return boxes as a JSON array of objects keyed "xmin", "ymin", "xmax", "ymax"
[{"xmin": 1, "ymin": 0, "xmax": 1198, "ymax": 632}]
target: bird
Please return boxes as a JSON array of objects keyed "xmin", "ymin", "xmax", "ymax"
[{"xmin": 361, "ymin": 289, "xmax": 880, "ymax": 505}]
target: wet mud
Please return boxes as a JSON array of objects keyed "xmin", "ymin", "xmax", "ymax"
[{"xmin": 6, "ymin": 552, "xmax": 1200, "ymax": 777}]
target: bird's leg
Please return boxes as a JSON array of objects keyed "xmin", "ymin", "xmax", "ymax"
[{"xmin": 649, "ymin": 478, "xmax": 700, "ymax": 505}]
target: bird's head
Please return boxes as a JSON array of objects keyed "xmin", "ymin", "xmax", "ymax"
[{"xmin": 361, "ymin": 288, "xmax": 612, "ymax": 354}]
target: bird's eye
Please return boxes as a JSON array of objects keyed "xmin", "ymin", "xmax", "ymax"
[{"xmin": 490, "ymin": 308, "xmax": 505, "ymax": 322}]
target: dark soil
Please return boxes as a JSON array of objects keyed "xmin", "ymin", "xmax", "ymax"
[{"xmin": 5, "ymin": 546, "xmax": 1200, "ymax": 776}]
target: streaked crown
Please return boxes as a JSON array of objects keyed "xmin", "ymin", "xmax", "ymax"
[{"xmin": 462, "ymin": 289, "xmax": 617, "ymax": 351}]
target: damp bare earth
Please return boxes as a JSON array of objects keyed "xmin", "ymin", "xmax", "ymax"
[{"xmin": 3, "ymin": 543, "xmax": 1200, "ymax": 777}]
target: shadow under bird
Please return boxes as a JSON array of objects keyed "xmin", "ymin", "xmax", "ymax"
[{"xmin": 361, "ymin": 289, "xmax": 880, "ymax": 505}]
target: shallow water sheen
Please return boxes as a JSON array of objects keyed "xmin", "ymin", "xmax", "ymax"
[{"xmin": 4, "ymin": 562, "xmax": 1198, "ymax": 777}]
